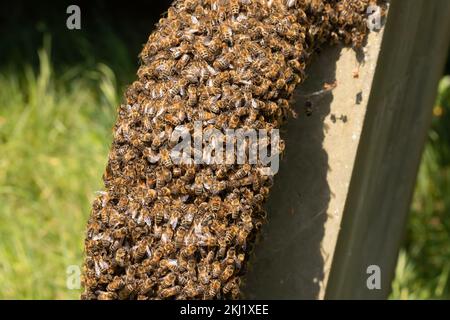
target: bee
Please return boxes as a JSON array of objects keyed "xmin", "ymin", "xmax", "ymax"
[
  {"xmin": 182, "ymin": 167, "xmax": 196, "ymax": 182},
  {"xmin": 159, "ymin": 148, "xmax": 173, "ymax": 167},
  {"xmin": 139, "ymin": 279, "xmax": 154, "ymax": 296},
  {"xmin": 115, "ymin": 248, "xmax": 128, "ymax": 267},
  {"xmin": 176, "ymin": 53, "xmax": 191, "ymax": 70},
  {"xmin": 107, "ymin": 276, "xmax": 125, "ymax": 292},
  {"xmin": 225, "ymin": 247, "xmax": 237, "ymax": 265},
  {"xmin": 211, "ymin": 261, "xmax": 222, "ymax": 278},
  {"xmin": 213, "ymin": 53, "xmax": 233, "ymax": 70},
  {"xmin": 160, "ymin": 273, "xmax": 177, "ymax": 289},
  {"xmin": 184, "ymin": 281, "xmax": 203, "ymax": 298},
  {"xmin": 150, "ymin": 247, "xmax": 164, "ymax": 266},
  {"xmin": 220, "ymin": 24, "xmax": 233, "ymax": 44},
  {"xmin": 216, "ymin": 238, "xmax": 228, "ymax": 258},
  {"xmin": 207, "ymin": 37, "xmax": 222, "ymax": 56},
  {"xmin": 161, "ymin": 226, "xmax": 174, "ymax": 243},
  {"xmin": 97, "ymin": 291, "xmax": 118, "ymax": 300},
  {"xmin": 187, "ymin": 85, "xmax": 198, "ymax": 107},
  {"xmin": 222, "ymin": 278, "xmax": 239, "ymax": 295},
  {"xmin": 228, "ymin": 114, "xmax": 240, "ymax": 129},
  {"xmin": 194, "ymin": 42, "xmax": 210, "ymax": 60},
  {"xmin": 232, "ymin": 163, "xmax": 251, "ymax": 180},
  {"xmin": 230, "ymin": 0, "xmax": 240, "ymax": 15},
  {"xmin": 152, "ymin": 202, "xmax": 165, "ymax": 225},
  {"xmin": 159, "ymin": 285, "xmax": 181, "ymax": 299},
  {"xmin": 180, "ymin": 243, "xmax": 197, "ymax": 259},
  {"xmin": 193, "ymin": 175, "xmax": 204, "ymax": 195},
  {"xmin": 209, "ymin": 195, "xmax": 221, "ymax": 211},
  {"xmin": 205, "ymin": 280, "xmax": 221, "ymax": 299},
  {"xmin": 132, "ymin": 243, "xmax": 147, "ymax": 263},
  {"xmin": 175, "ymin": 227, "xmax": 187, "ymax": 248},
  {"xmin": 220, "ymin": 264, "xmax": 235, "ymax": 282},
  {"xmin": 198, "ymin": 110, "xmax": 215, "ymax": 121}
]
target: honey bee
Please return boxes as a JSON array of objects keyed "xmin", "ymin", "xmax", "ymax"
[
  {"xmin": 225, "ymin": 247, "xmax": 237, "ymax": 265},
  {"xmin": 187, "ymin": 85, "xmax": 198, "ymax": 107},
  {"xmin": 135, "ymin": 239, "xmax": 150, "ymax": 261},
  {"xmin": 211, "ymin": 261, "xmax": 222, "ymax": 279},
  {"xmin": 182, "ymin": 166, "xmax": 196, "ymax": 182},
  {"xmin": 180, "ymin": 243, "xmax": 197, "ymax": 259},
  {"xmin": 207, "ymin": 37, "xmax": 222, "ymax": 56},
  {"xmin": 97, "ymin": 291, "xmax": 118, "ymax": 300},
  {"xmin": 198, "ymin": 265, "xmax": 210, "ymax": 285},
  {"xmin": 205, "ymin": 280, "xmax": 221, "ymax": 299},
  {"xmin": 232, "ymin": 163, "xmax": 251, "ymax": 180},
  {"xmin": 175, "ymin": 227, "xmax": 187, "ymax": 248},
  {"xmin": 159, "ymin": 285, "xmax": 181, "ymax": 299},
  {"xmin": 209, "ymin": 195, "xmax": 221, "ymax": 211},
  {"xmin": 160, "ymin": 273, "xmax": 177, "ymax": 288},
  {"xmin": 213, "ymin": 52, "xmax": 234, "ymax": 70},
  {"xmin": 194, "ymin": 42, "xmax": 211, "ymax": 61},
  {"xmin": 115, "ymin": 248, "xmax": 128, "ymax": 267},
  {"xmin": 222, "ymin": 278, "xmax": 240, "ymax": 295},
  {"xmin": 193, "ymin": 175, "xmax": 204, "ymax": 195},
  {"xmin": 228, "ymin": 114, "xmax": 240, "ymax": 129},
  {"xmin": 150, "ymin": 247, "xmax": 164, "ymax": 266},
  {"xmin": 230, "ymin": 0, "xmax": 240, "ymax": 15},
  {"xmin": 220, "ymin": 24, "xmax": 233, "ymax": 44},
  {"xmin": 220, "ymin": 264, "xmax": 235, "ymax": 282},
  {"xmin": 107, "ymin": 276, "xmax": 125, "ymax": 292}
]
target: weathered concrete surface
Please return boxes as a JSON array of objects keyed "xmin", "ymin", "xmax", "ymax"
[{"xmin": 242, "ymin": 27, "xmax": 385, "ymax": 299}]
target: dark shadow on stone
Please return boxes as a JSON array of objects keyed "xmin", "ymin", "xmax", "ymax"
[{"xmin": 242, "ymin": 45, "xmax": 342, "ymax": 299}]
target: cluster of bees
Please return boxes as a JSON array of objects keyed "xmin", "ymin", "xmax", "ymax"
[{"xmin": 82, "ymin": 0, "xmax": 381, "ymax": 300}]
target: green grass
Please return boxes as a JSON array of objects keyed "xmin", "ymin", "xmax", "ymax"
[{"xmin": 0, "ymin": 39, "xmax": 120, "ymax": 299}]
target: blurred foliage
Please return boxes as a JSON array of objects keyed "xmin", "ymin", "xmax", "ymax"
[{"xmin": 391, "ymin": 76, "xmax": 450, "ymax": 299}]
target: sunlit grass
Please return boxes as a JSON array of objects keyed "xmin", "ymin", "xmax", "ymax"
[{"xmin": 0, "ymin": 40, "xmax": 119, "ymax": 299}]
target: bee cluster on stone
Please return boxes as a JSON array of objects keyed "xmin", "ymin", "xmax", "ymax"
[{"xmin": 82, "ymin": 0, "xmax": 382, "ymax": 300}]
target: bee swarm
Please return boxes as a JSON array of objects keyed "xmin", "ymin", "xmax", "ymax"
[{"xmin": 82, "ymin": 0, "xmax": 382, "ymax": 300}]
